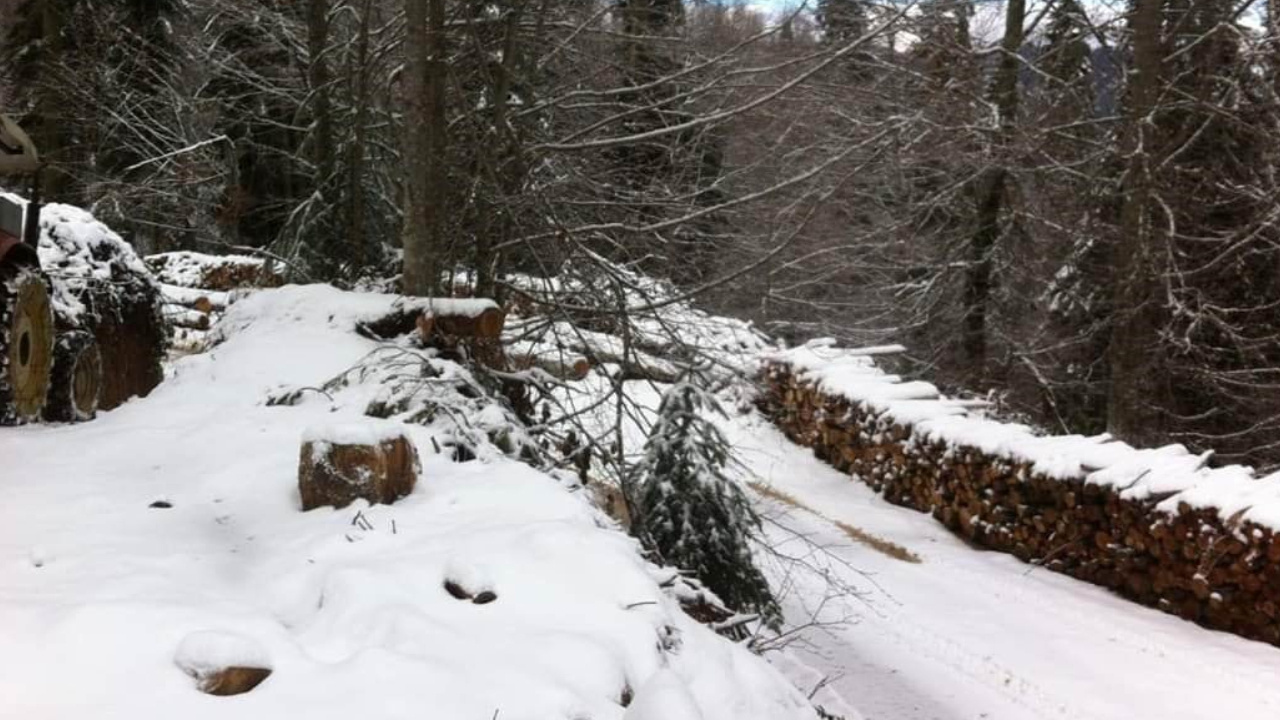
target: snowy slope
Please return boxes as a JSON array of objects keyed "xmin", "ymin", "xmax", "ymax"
[{"xmin": 0, "ymin": 285, "xmax": 816, "ymax": 720}]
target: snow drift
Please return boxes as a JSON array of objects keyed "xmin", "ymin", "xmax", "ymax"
[{"xmin": 0, "ymin": 284, "xmax": 816, "ymax": 719}]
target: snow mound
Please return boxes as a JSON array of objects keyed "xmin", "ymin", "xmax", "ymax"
[
  {"xmin": 625, "ymin": 669, "xmax": 704, "ymax": 720},
  {"xmin": 174, "ymin": 630, "xmax": 272, "ymax": 677},
  {"xmin": 769, "ymin": 340, "xmax": 1280, "ymax": 531},
  {"xmin": 0, "ymin": 283, "xmax": 816, "ymax": 720}
]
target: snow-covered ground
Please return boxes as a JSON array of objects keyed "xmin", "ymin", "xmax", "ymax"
[
  {"xmin": 724, "ymin": 412, "xmax": 1280, "ymax": 720},
  {"xmin": 8, "ymin": 278, "xmax": 1280, "ymax": 720},
  {"xmin": 0, "ymin": 285, "xmax": 815, "ymax": 720}
]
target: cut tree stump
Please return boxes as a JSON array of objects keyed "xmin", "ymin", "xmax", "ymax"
[
  {"xmin": 417, "ymin": 300, "xmax": 506, "ymax": 342},
  {"xmin": 197, "ymin": 666, "xmax": 273, "ymax": 697},
  {"xmin": 299, "ymin": 423, "xmax": 420, "ymax": 511},
  {"xmin": 0, "ymin": 262, "xmax": 54, "ymax": 424},
  {"xmin": 43, "ymin": 330, "xmax": 102, "ymax": 422},
  {"xmin": 174, "ymin": 630, "xmax": 273, "ymax": 697}
]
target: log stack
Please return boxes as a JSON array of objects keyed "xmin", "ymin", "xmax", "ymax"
[
  {"xmin": 146, "ymin": 251, "xmax": 283, "ymax": 292},
  {"xmin": 37, "ymin": 204, "xmax": 167, "ymax": 412},
  {"xmin": 760, "ymin": 361, "xmax": 1280, "ymax": 647}
]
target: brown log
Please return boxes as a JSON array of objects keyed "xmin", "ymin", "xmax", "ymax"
[
  {"xmin": 508, "ymin": 351, "xmax": 591, "ymax": 381},
  {"xmin": 299, "ymin": 425, "xmax": 420, "ymax": 511},
  {"xmin": 198, "ymin": 666, "xmax": 273, "ymax": 696},
  {"xmin": 418, "ymin": 306, "xmax": 506, "ymax": 341}
]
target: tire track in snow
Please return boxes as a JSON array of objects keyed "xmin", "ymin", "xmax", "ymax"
[
  {"xmin": 764, "ymin": 500, "xmax": 1102, "ymax": 720},
  {"xmin": 936, "ymin": 554, "xmax": 1280, "ymax": 717}
]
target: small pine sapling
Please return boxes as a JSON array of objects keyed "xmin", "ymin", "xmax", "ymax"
[{"xmin": 627, "ymin": 381, "xmax": 781, "ymax": 627}]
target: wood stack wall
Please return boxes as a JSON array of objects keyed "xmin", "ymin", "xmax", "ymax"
[{"xmin": 760, "ymin": 363, "xmax": 1280, "ymax": 647}]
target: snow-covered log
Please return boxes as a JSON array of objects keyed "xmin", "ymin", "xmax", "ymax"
[
  {"xmin": 506, "ymin": 340, "xmax": 591, "ymax": 381},
  {"xmin": 298, "ymin": 422, "xmax": 421, "ymax": 511},
  {"xmin": 543, "ymin": 323, "xmax": 681, "ymax": 383},
  {"xmin": 0, "ymin": 261, "xmax": 53, "ymax": 424},
  {"xmin": 33, "ymin": 202, "xmax": 168, "ymax": 411},
  {"xmin": 146, "ymin": 250, "xmax": 283, "ymax": 291},
  {"xmin": 417, "ymin": 298, "xmax": 506, "ymax": 341}
]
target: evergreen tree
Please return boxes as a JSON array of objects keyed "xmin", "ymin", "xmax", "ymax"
[
  {"xmin": 815, "ymin": 0, "xmax": 869, "ymax": 44},
  {"xmin": 627, "ymin": 381, "xmax": 780, "ymax": 626},
  {"xmin": 1104, "ymin": 0, "xmax": 1280, "ymax": 466}
]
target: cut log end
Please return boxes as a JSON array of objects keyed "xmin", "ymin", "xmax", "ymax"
[
  {"xmin": 1, "ymin": 264, "xmax": 54, "ymax": 424},
  {"xmin": 198, "ymin": 666, "xmax": 273, "ymax": 696},
  {"xmin": 299, "ymin": 425, "xmax": 421, "ymax": 511},
  {"xmin": 418, "ymin": 305, "xmax": 506, "ymax": 342}
]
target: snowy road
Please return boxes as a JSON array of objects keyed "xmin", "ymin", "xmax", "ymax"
[{"xmin": 726, "ymin": 414, "xmax": 1280, "ymax": 720}]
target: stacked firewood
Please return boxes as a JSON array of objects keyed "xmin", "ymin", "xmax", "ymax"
[
  {"xmin": 760, "ymin": 362, "xmax": 1280, "ymax": 647},
  {"xmin": 146, "ymin": 252, "xmax": 282, "ymax": 354}
]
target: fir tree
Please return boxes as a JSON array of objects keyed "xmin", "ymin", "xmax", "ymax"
[
  {"xmin": 816, "ymin": 0, "xmax": 869, "ymax": 45},
  {"xmin": 627, "ymin": 382, "xmax": 780, "ymax": 626}
]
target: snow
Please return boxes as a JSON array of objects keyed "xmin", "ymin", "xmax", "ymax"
[
  {"xmin": 302, "ymin": 420, "xmax": 411, "ymax": 447},
  {"xmin": 719, "ymin": 411, "xmax": 1280, "ymax": 720},
  {"xmin": 174, "ymin": 630, "xmax": 273, "ymax": 676},
  {"xmin": 421, "ymin": 297, "xmax": 499, "ymax": 318},
  {"xmin": 625, "ymin": 669, "xmax": 704, "ymax": 720},
  {"xmin": 0, "ymin": 284, "xmax": 816, "ymax": 720},
  {"xmin": 769, "ymin": 340, "xmax": 1280, "ymax": 532}
]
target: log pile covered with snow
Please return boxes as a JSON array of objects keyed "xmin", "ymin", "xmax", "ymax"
[
  {"xmin": 761, "ymin": 340, "xmax": 1280, "ymax": 647},
  {"xmin": 24, "ymin": 198, "xmax": 168, "ymax": 412}
]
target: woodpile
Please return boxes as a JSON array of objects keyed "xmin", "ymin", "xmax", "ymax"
[
  {"xmin": 38, "ymin": 204, "xmax": 167, "ymax": 412},
  {"xmin": 63, "ymin": 264, "xmax": 166, "ymax": 412},
  {"xmin": 760, "ymin": 362, "xmax": 1280, "ymax": 647},
  {"xmin": 299, "ymin": 424, "xmax": 421, "ymax": 511},
  {"xmin": 146, "ymin": 251, "xmax": 283, "ymax": 292},
  {"xmin": 0, "ymin": 261, "xmax": 54, "ymax": 424}
]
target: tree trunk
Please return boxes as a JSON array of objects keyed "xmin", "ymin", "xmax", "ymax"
[
  {"xmin": 401, "ymin": 0, "xmax": 447, "ymax": 296},
  {"xmin": 308, "ymin": 0, "xmax": 335, "ymax": 189},
  {"xmin": 962, "ymin": 0, "xmax": 1024, "ymax": 378},
  {"xmin": 1106, "ymin": 0, "xmax": 1167, "ymax": 443}
]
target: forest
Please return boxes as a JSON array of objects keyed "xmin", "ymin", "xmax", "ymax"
[
  {"xmin": 3, "ymin": 2, "xmax": 1280, "ymax": 717},
  {"xmin": 2, "ymin": 0, "xmax": 1278, "ymax": 466}
]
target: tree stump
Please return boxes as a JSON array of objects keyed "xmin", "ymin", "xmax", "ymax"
[
  {"xmin": 299, "ymin": 423, "xmax": 421, "ymax": 511},
  {"xmin": 0, "ymin": 263, "xmax": 53, "ymax": 424},
  {"xmin": 174, "ymin": 630, "xmax": 273, "ymax": 697},
  {"xmin": 43, "ymin": 330, "xmax": 102, "ymax": 422}
]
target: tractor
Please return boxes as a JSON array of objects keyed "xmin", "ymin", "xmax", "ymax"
[{"xmin": 0, "ymin": 112, "xmax": 81, "ymax": 425}]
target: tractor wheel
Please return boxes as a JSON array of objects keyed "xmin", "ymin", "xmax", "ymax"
[
  {"xmin": 44, "ymin": 330, "xmax": 102, "ymax": 422},
  {"xmin": 0, "ymin": 261, "xmax": 54, "ymax": 424}
]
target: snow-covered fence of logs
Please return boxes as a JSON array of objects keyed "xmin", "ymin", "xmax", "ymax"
[{"xmin": 759, "ymin": 340, "xmax": 1280, "ymax": 647}]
